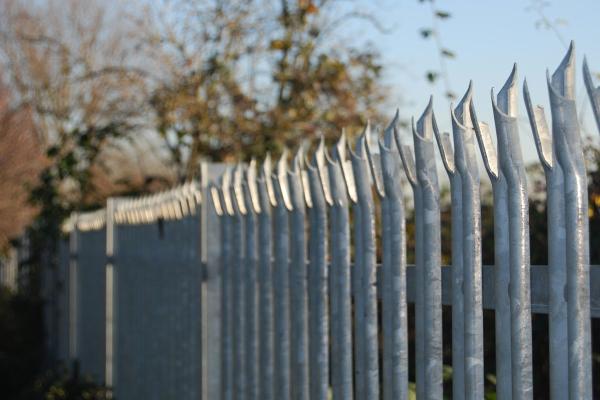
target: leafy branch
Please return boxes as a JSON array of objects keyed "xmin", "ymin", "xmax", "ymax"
[{"xmin": 419, "ymin": 0, "xmax": 456, "ymax": 100}]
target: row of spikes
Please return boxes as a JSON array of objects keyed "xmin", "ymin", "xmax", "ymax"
[
  {"xmin": 62, "ymin": 208, "xmax": 107, "ymax": 233},
  {"xmin": 62, "ymin": 181, "xmax": 202, "ymax": 232},
  {"xmin": 211, "ymin": 42, "xmax": 599, "ymax": 215},
  {"xmin": 114, "ymin": 181, "xmax": 202, "ymax": 225}
]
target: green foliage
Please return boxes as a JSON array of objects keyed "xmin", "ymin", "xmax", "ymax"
[
  {"xmin": 29, "ymin": 368, "xmax": 110, "ymax": 400},
  {"xmin": 0, "ymin": 286, "xmax": 110, "ymax": 399},
  {"xmin": 0, "ymin": 286, "xmax": 44, "ymax": 398}
]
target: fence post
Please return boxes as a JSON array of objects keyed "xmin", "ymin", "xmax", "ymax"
[
  {"xmin": 231, "ymin": 165, "xmax": 246, "ymax": 400},
  {"xmin": 395, "ymin": 128, "xmax": 420, "ymax": 398},
  {"xmin": 256, "ymin": 156, "xmax": 275, "ymax": 400},
  {"xmin": 550, "ymin": 44, "xmax": 592, "ymax": 399},
  {"xmin": 350, "ymin": 128, "xmax": 380, "ymax": 400},
  {"xmin": 451, "ymin": 84, "xmax": 486, "ymax": 399},
  {"xmin": 339, "ymin": 133, "xmax": 365, "ymax": 400},
  {"xmin": 201, "ymin": 162, "xmax": 229, "ymax": 400},
  {"xmin": 306, "ymin": 139, "xmax": 329, "ymax": 400},
  {"xmin": 370, "ymin": 114, "xmax": 409, "ymax": 400},
  {"xmin": 243, "ymin": 161, "xmax": 260, "ymax": 400},
  {"xmin": 272, "ymin": 151, "xmax": 292, "ymax": 400},
  {"xmin": 412, "ymin": 99, "xmax": 443, "ymax": 399},
  {"xmin": 327, "ymin": 134, "xmax": 353, "ymax": 400},
  {"xmin": 434, "ymin": 106, "xmax": 465, "ymax": 400},
  {"xmin": 213, "ymin": 175, "xmax": 233, "ymax": 400},
  {"xmin": 105, "ymin": 198, "xmax": 117, "ymax": 396},
  {"xmin": 490, "ymin": 67, "xmax": 534, "ymax": 399},
  {"xmin": 288, "ymin": 148, "xmax": 309, "ymax": 400}
]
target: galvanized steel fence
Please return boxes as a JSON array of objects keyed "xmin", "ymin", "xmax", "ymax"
[{"xmin": 56, "ymin": 45, "xmax": 600, "ymax": 399}]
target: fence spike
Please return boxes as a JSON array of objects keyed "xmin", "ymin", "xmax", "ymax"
[
  {"xmin": 262, "ymin": 153, "xmax": 278, "ymax": 208},
  {"xmin": 365, "ymin": 124, "xmax": 385, "ymax": 198},
  {"xmin": 221, "ymin": 168, "xmax": 235, "ymax": 217},
  {"xmin": 233, "ymin": 163, "xmax": 247, "ymax": 216},
  {"xmin": 471, "ymin": 100, "xmax": 499, "ymax": 179},
  {"xmin": 583, "ymin": 56, "xmax": 600, "ymax": 133},
  {"xmin": 276, "ymin": 150, "xmax": 293, "ymax": 211},
  {"xmin": 313, "ymin": 136, "xmax": 333, "ymax": 207},
  {"xmin": 246, "ymin": 159, "xmax": 261, "ymax": 214},
  {"xmin": 336, "ymin": 133, "xmax": 358, "ymax": 204},
  {"xmin": 551, "ymin": 41, "xmax": 576, "ymax": 100},
  {"xmin": 392, "ymin": 120, "xmax": 417, "ymax": 187}
]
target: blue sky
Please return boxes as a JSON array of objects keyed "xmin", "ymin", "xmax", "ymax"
[{"xmin": 346, "ymin": 0, "xmax": 600, "ymax": 162}]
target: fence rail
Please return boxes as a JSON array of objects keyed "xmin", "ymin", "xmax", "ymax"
[{"xmin": 53, "ymin": 44, "xmax": 600, "ymax": 399}]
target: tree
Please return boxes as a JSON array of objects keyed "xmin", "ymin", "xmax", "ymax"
[
  {"xmin": 132, "ymin": 0, "xmax": 389, "ymax": 180},
  {"xmin": 0, "ymin": 0, "xmax": 153, "ymax": 216},
  {"xmin": 0, "ymin": 79, "xmax": 44, "ymax": 251}
]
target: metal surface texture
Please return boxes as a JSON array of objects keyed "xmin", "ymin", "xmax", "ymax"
[
  {"xmin": 306, "ymin": 139, "xmax": 329, "ymax": 400},
  {"xmin": 450, "ymin": 83, "xmax": 487, "ymax": 400},
  {"xmin": 216, "ymin": 172, "xmax": 234, "ymax": 400},
  {"xmin": 327, "ymin": 134, "xmax": 353, "ymax": 400},
  {"xmin": 494, "ymin": 66, "xmax": 533, "ymax": 399},
  {"xmin": 405, "ymin": 99, "xmax": 443, "ymax": 399},
  {"xmin": 368, "ymin": 112, "xmax": 409, "ymax": 400},
  {"xmin": 256, "ymin": 156, "xmax": 274, "ymax": 400},
  {"xmin": 272, "ymin": 151, "xmax": 292, "ymax": 400},
  {"xmin": 524, "ymin": 43, "xmax": 592, "ymax": 399},
  {"xmin": 242, "ymin": 161, "xmax": 259, "ymax": 400},
  {"xmin": 350, "ymin": 127, "xmax": 380, "ymax": 400},
  {"xmin": 288, "ymin": 147, "xmax": 309, "ymax": 400},
  {"xmin": 231, "ymin": 165, "xmax": 246, "ymax": 400}
]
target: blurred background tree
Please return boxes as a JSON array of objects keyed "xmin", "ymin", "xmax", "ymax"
[{"xmin": 133, "ymin": 0, "xmax": 388, "ymax": 179}]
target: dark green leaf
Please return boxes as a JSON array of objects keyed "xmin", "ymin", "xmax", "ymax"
[
  {"xmin": 426, "ymin": 71, "xmax": 438, "ymax": 82},
  {"xmin": 435, "ymin": 10, "xmax": 451, "ymax": 19},
  {"xmin": 420, "ymin": 28, "xmax": 433, "ymax": 39},
  {"xmin": 441, "ymin": 48, "xmax": 455, "ymax": 58}
]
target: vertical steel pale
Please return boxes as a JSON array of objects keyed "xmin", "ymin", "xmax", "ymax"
[
  {"xmin": 231, "ymin": 166, "xmax": 246, "ymax": 400},
  {"xmin": 350, "ymin": 129, "xmax": 380, "ymax": 400},
  {"xmin": 433, "ymin": 109, "xmax": 465, "ymax": 400},
  {"xmin": 327, "ymin": 134, "xmax": 353, "ymax": 400},
  {"xmin": 452, "ymin": 84, "xmax": 485, "ymax": 400},
  {"xmin": 242, "ymin": 162, "xmax": 259, "ymax": 400},
  {"xmin": 370, "ymin": 114, "xmax": 409, "ymax": 400},
  {"xmin": 273, "ymin": 152, "xmax": 292, "ymax": 400},
  {"xmin": 306, "ymin": 140, "xmax": 329, "ymax": 400},
  {"xmin": 412, "ymin": 100, "xmax": 443, "ymax": 400},
  {"xmin": 491, "ymin": 67, "xmax": 533, "ymax": 399},
  {"xmin": 256, "ymin": 156, "xmax": 274, "ymax": 400},
  {"xmin": 287, "ymin": 150, "xmax": 309, "ymax": 400},
  {"xmin": 524, "ymin": 43, "xmax": 592, "ymax": 400}
]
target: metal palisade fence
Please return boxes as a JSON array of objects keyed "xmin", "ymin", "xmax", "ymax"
[{"xmin": 57, "ymin": 44, "xmax": 600, "ymax": 399}]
